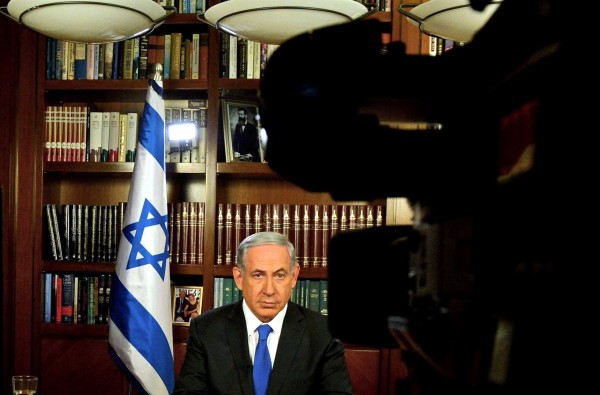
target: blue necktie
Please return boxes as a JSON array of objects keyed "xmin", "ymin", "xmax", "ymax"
[{"xmin": 253, "ymin": 324, "xmax": 272, "ymax": 395}]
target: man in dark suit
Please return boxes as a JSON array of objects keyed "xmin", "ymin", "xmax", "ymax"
[
  {"xmin": 174, "ymin": 231, "xmax": 354, "ymax": 394},
  {"xmin": 174, "ymin": 289, "xmax": 189, "ymax": 322},
  {"xmin": 232, "ymin": 107, "xmax": 260, "ymax": 162}
]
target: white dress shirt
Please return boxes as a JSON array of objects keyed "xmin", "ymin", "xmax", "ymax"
[{"xmin": 242, "ymin": 299, "xmax": 287, "ymax": 367}]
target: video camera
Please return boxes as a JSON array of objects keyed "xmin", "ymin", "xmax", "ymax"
[{"xmin": 259, "ymin": 0, "xmax": 595, "ymax": 393}]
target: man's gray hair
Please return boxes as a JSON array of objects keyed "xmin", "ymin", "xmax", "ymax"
[{"xmin": 236, "ymin": 231, "xmax": 296, "ymax": 274}]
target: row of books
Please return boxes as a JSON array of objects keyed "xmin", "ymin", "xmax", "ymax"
[
  {"xmin": 46, "ymin": 31, "xmax": 209, "ymax": 81},
  {"xmin": 41, "ymin": 273, "xmax": 112, "ymax": 325},
  {"xmin": 168, "ymin": 202, "xmax": 206, "ymax": 265},
  {"xmin": 44, "ymin": 106, "xmax": 137, "ymax": 163},
  {"xmin": 43, "ymin": 201, "xmax": 206, "ymax": 265},
  {"xmin": 213, "ymin": 278, "xmax": 328, "ymax": 316},
  {"xmin": 162, "ymin": 0, "xmax": 206, "ymax": 14},
  {"xmin": 43, "ymin": 203, "xmax": 125, "ymax": 262},
  {"xmin": 219, "ymin": 34, "xmax": 278, "ymax": 79},
  {"xmin": 216, "ymin": 203, "xmax": 385, "ymax": 268},
  {"xmin": 428, "ymin": 36, "xmax": 465, "ymax": 56},
  {"xmin": 165, "ymin": 99, "xmax": 208, "ymax": 163},
  {"xmin": 45, "ymin": 101, "xmax": 209, "ymax": 163}
]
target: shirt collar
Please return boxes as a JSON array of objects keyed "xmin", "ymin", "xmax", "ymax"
[{"xmin": 242, "ymin": 299, "xmax": 287, "ymax": 335}]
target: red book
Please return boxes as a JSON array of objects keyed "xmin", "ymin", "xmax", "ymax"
[{"xmin": 55, "ymin": 275, "xmax": 63, "ymax": 323}]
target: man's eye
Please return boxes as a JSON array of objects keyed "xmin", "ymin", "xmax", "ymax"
[{"xmin": 253, "ymin": 273, "xmax": 263, "ymax": 279}]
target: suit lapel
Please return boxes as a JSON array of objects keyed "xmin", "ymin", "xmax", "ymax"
[
  {"xmin": 226, "ymin": 302, "xmax": 255, "ymax": 394},
  {"xmin": 268, "ymin": 303, "xmax": 306, "ymax": 394}
]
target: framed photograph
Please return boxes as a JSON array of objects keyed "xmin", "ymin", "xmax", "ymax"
[
  {"xmin": 222, "ymin": 97, "xmax": 266, "ymax": 163},
  {"xmin": 172, "ymin": 285, "xmax": 203, "ymax": 325}
]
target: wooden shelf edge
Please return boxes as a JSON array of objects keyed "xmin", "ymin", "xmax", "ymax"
[
  {"xmin": 43, "ymin": 162, "xmax": 205, "ymax": 174},
  {"xmin": 42, "ymin": 261, "xmax": 204, "ymax": 276},
  {"xmin": 217, "ymin": 162, "xmax": 278, "ymax": 177},
  {"xmin": 41, "ymin": 322, "xmax": 192, "ymax": 342},
  {"xmin": 44, "ymin": 79, "xmax": 209, "ymax": 91}
]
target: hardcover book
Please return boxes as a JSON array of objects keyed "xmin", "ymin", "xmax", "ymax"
[
  {"xmin": 88, "ymin": 111, "xmax": 102, "ymax": 162},
  {"xmin": 61, "ymin": 273, "xmax": 74, "ymax": 323}
]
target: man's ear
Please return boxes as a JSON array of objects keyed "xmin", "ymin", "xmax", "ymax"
[
  {"xmin": 291, "ymin": 264, "xmax": 300, "ymax": 287},
  {"xmin": 233, "ymin": 266, "xmax": 243, "ymax": 291}
]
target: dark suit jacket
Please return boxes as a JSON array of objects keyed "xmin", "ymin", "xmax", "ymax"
[{"xmin": 173, "ymin": 301, "xmax": 354, "ymax": 394}]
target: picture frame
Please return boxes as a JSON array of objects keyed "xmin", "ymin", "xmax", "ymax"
[
  {"xmin": 222, "ymin": 97, "xmax": 266, "ymax": 163},
  {"xmin": 172, "ymin": 285, "xmax": 203, "ymax": 325}
]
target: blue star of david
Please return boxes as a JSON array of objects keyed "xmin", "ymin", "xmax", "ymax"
[{"xmin": 122, "ymin": 198, "xmax": 169, "ymax": 280}]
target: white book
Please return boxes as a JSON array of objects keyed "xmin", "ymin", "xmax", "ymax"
[
  {"xmin": 101, "ymin": 112, "xmax": 110, "ymax": 161},
  {"xmin": 126, "ymin": 113, "xmax": 138, "ymax": 162},
  {"xmin": 108, "ymin": 111, "xmax": 120, "ymax": 162},
  {"xmin": 192, "ymin": 33, "xmax": 200, "ymax": 79},
  {"xmin": 247, "ymin": 40, "xmax": 254, "ymax": 80},
  {"xmin": 253, "ymin": 41, "xmax": 261, "ymax": 79},
  {"xmin": 229, "ymin": 36, "xmax": 237, "ymax": 79},
  {"xmin": 88, "ymin": 110, "xmax": 103, "ymax": 162}
]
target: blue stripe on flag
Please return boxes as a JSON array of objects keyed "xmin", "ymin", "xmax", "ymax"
[
  {"xmin": 110, "ymin": 275, "xmax": 175, "ymax": 392},
  {"xmin": 139, "ymin": 80, "xmax": 165, "ymax": 171}
]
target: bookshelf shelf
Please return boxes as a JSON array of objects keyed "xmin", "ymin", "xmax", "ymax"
[
  {"xmin": 45, "ymin": 79, "xmax": 209, "ymax": 91},
  {"xmin": 44, "ymin": 162, "xmax": 206, "ymax": 174},
  {"xmin": 41, "ymin": 261, "xmax": 204, "ymax": 276},
  {"xmin": 40, "ymin": 322, "xmax": 192, "ymax": 342}
]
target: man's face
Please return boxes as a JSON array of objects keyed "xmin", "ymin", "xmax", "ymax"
[
  {"xmin": 179, "ymin": 290, "xmax": 186, "ymax": 298},
  {"xmin": 233, "ymin": 244, "xmax": 299, "ymax": 323},
  {"xmin": 238, "ymin": 110, "xmax": 247, "ymax": 123}
]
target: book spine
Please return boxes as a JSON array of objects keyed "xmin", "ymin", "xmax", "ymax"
[
  {"xmin": 76, "ymin": 204, "xmax": 83, "ymax": 261},
  {"xmin": 170, "ymin": 33, "xmax": 182, "ymax": 80},
  {"xmin": 216, "ymin": 204, "xmax": 223, "ymax": 265},
  {"xmin": 321, "ymin": 205, "xmax": 330, "ymax": 268},
  {"xmin": 225, "ymin": 204, "xmax": 233, "ymax": 265},
  {"xmin": 62, "ymin": 276, "xmax": 75, "ymax": 320},
  {"xmin": 45, "ymin": 204, "xmax": 58, "ymax": 260},
  {"xmin": 168, "ymin": 203, "xmax": 174, "ymax": 262},
  {"xmin": 302, "ymin": 205, "xmax": 311, "ymax": 268},
  {"xmin": 88, "ymin": 111, "xmax": 102, "ymax": 162},
  {"xmin": 73, "ymin": 276, "xmax": 79, "ymax": 323},
  {"xmin": 181, "ymin": 202, "xmax": 189, "ymax": 264},
  {"xmin": 118, "ymin": 113, "xmax": 128, "ymax": 162},
  {"xmin": 312, "ymin": 205, "xmax": 321, "ymax": 268},
  {"xmin": 44, "ymin": 272, "xmax": 52, "ymax": 323},
  {"xmin": 126, "ymin": 113, "xmax": 138, "ymax": 162},
  {"xmin": 82, "ymin": 205, "xmax": 89, "ymax": 261},
  {"xmin": 234, "ymin": 204, "xmax": 242, "ymax": 266},
  {"xmin": 197, "ymin": 202, "xmax": 205, "ymax": 264},
  {"xmin": 189, "ymin": 202, "xmax": 197, "ymax": 264},
  {"xmin": 108, "ymin": 112, "xmax": 120, "ymax": 162},
  {"xmin": 50, "ymin": 204, "xmax": 64, "ymax": 260}
]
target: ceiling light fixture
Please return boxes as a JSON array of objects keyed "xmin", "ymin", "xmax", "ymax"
[
  {"xmin": 0, "ymin": 0, "xmax": 176, "ymax": 43},
  {"xmin": 399, "ymin": 0, "xmax": 503, "ymax": 43},
  {"xmin": 198, "ymin": 0, "xmax": 371, "ymax": 45}
]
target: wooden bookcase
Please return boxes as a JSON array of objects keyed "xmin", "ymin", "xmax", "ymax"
[{"xmin": 5, "ymin": 2, "xmax": 423, "ymax": 394}]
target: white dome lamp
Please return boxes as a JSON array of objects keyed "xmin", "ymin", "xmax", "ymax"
[
  {"xmin": 1, "ymin": 0, "xmax": 177, "ymax": 44},
  {"xmin": 198, "ymin": 0, "xmax": 372, "ymax": 46},
  {"xmin": 399, "ymin": 0, "xmax": 503, "ymax": 43}
]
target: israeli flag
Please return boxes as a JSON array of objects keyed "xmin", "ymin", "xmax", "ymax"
[{"xmin": 109, "ymin": 80, "xmax": 174, "ymax": 395}]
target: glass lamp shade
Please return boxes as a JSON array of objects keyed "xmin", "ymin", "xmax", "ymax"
[
  {"xmin": 200, "ymin": 0, "xmax": 369, "ymax": 45},
  {"xmin": 399, "ymin": 0, "xmax": 502, "ymax": 43},
  {"xmin": 3, "ymin": 0, "xmax": 172, "ymax": 43}
]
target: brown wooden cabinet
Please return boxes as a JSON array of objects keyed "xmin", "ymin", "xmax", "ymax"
[{"xmin": 3, "ymin": 3, "xmax": 422, "ymax": 394}]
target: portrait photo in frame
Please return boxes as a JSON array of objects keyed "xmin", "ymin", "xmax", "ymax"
[
  {"xmin": 172, "ymin": 285, "xmax": 203, "ymax": 325},
  {"xmin": 222, "ymin": 97, "xmax": 266, "ymax": 163}
]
